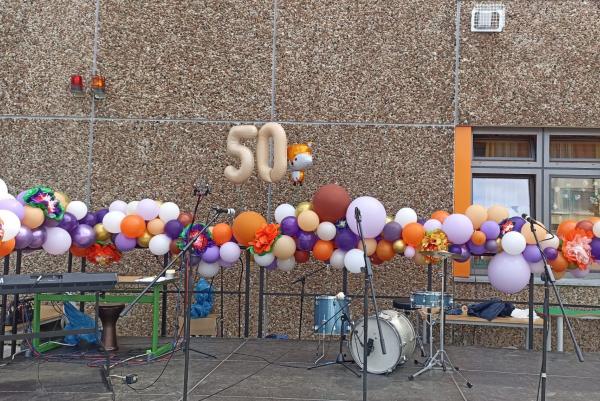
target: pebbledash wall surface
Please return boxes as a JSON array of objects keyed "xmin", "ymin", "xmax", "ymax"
[{"xmin": 1, "ymin": 1, "xmax": 599, "ymax": 350}]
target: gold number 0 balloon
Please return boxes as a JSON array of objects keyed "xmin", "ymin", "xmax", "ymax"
[
  {"xmin": 224, "ymin": 125, "xmax": 258, "ymax": 184},
  {"xmin": 255, "ymin": 123, "xmax": 288, "ymax": 183}
]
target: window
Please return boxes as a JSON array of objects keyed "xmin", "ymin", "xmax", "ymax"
[
  {"xmin": 550, "ymin": 177, "xmax": 600, "ymax": 231},
  {"xmin": 473, "ymin": 176, "xmax": 533, "ymax": 216},
  {"xmin": 549, "ymin": 136, "xmax": 600, "ymax": 162},
  {"xmin": 473, "ymin": 135, "xmax": 536, "ymax": 160}
]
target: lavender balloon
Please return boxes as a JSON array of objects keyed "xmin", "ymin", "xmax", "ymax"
[
  {"xmin": 59, "ymin": 212, "xmax": 79, "ymax": 232},
  {"xmin": 16, "ymin": 190, "xmax": 27, "ymax": 205},
  {"xmin": 523, "ymin": 244, "xmax": 543, "ymax": 263},
  {"xmin": 115, "ymin": 233, "xmax": 136, "ymax": 251},
  {"xmin": 80, "ymin": 212, "xmax": 97, "ymax": 226},
  {"xmin": 345, "ymin": 196, "xmax": 387, "ymax": 239},
  {"xmin": 543, "ymin": 247, "xmax": 558, "ymax": 261},
  {"xmin": 484, "ymin": 239, "xmax": 499, "ymax": 253},
  {"xmin": 165, "ymin": 220, "xmax": 184, "ymax": 239},
  {"xmin": 94, "ymin": 208, "xmax": 109, "ymax": 223},
  {"xmin": 218, "ymin": 259, "xmax": 234, "ymax": 268},
  {"xmin": 280, "ymin": 216, "xmax": 300, "ymax": 237},
  {"xmin": 72, "ymin": 224, "xmax": 96, "ymax": 248},
  {"xmin": 335, "ymin": 228, "xmax": 358, "ymax": 251},
  {"xmin": 296, "ymin": 231, "xmax": 317, "ymax": 251},
  {"xmin": 14, "ymin": 227, "xmax": 33, "ymax": 249},
  {"xmin": 480, "ymin": 220, "xmax": 500, "ymax": 240},
  {"xmin": 442, "ymin": 214, "xmax": 474, "ymax": 245},
  {"xmin": 29, "ymin": 228, "xmax": 47, "ymax": 249},
  {"xmin": 488, "ymin": 253, "xmax": 530, "ymax": 294},
  {"xmin": 0, "ymin": 199, "xmax": 25, "ymax": 220},
  {"xmin": 382, "ymin": 222, "xmax": 402, "ymax": 242},
  {"xmin": 202, "ymin": 245, "xmax": 220, "ymax": 263},
  {"xmin": 571, "ymin": 268, "xmax": 590, "ymax": 278}
]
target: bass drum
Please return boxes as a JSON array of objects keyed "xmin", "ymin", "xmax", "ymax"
[{"xmin": 349, "ymin": 310, "xmax": 416, "ymax": 374}]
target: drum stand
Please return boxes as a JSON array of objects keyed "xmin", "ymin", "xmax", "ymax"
[{"xmin": 408, "ymin": 259, "xmax": 472, "ymax": 388}]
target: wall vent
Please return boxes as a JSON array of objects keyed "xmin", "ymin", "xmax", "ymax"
[{"xmin": 471, "ymin": 4, "xmax": 505, "ymax": 32}]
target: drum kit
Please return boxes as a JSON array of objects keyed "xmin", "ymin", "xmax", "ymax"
[{"xmin": 310, "ymin": 250, "xmax": 472, "ymax": 387}]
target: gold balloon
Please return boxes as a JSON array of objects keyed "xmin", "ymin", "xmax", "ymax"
[
  {"xmin": 55, "ymin": 192, "xmax": 70, "ymax": 208},
  {"xmin": 496, "ymin": 238, "xmax": 503, "ymax": 253},
  {"xmin": 137, "ymin": 230, "xmax": 153, "ymax": 248},
  {"xmin": 393, "ymin": 239, "xmax": 406, "ymax": 254},
  {"xmin": 94, "ymin": 223, "xmax": 111, "ymax": 242},
  {"xmin": 295, "ymin": 201, "xmax": 313, "ymax": 216},
  {"xmin": 385, "ymin": 215, "xmax": 394, "ymax": 224},
  {"xmin": 414, "ymin": 252, "xmax": 428, "ymax": 266}
]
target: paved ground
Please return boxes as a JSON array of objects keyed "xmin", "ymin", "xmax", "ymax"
[{"xmin": 0, "ymin": 337, "xmax": 598, "ymax": 401}]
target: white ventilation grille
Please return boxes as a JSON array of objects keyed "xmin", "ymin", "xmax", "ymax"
[{"xmin": 471, "ymin": 4, "xmax": 506, "ymax": 32}]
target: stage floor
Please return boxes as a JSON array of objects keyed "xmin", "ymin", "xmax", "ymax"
[{"xmin": 0, "ymin": 337, "xmax": 598, "ymax": 401}]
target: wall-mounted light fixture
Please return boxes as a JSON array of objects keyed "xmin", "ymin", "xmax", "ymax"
[
  {"xmin": 90, "ymin": 75, "xmax": 106, "ymax": 99},
  {"xmin": 70, "ymin": 74, "xmax": 85, "ymax": 97}
]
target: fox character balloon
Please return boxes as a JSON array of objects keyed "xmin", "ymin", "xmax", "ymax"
[{"xmin": 287, "ymin": 143, "xmax": 313, "ymax": 185}]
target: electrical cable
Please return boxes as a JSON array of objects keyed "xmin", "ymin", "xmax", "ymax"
[{"xmin": 237, "ymin": 255, "xmax": 244, "ymax": 337}]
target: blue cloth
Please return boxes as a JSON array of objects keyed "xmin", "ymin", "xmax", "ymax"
[
  {"xmin": 63, "ymin": 302, "xmax": 100, "ymax": 345},
  {"xmin": 468, "ymin": 298, "xmax": 514, "ymax": 321},
  {"xmin": 190, "ymin": 278, "xmax": 214, "ymax": 318}
]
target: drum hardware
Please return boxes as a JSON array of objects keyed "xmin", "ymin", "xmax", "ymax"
[
  {"xmin": 408, "ymin": 257, "xmax": 472, "ymax": 388},
  {"xmin": 292, "ymin": 265, "xmax": 327, "ymax": 340}
]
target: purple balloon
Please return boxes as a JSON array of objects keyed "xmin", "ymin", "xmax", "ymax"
[
  {"xmin": 16, "ymin": 191, "xmax": 27, "ymax": 205},
  {"xmin": 43, "ymin": 218, "xmax": 60, "ymax": 228},
  {"xmin": 114, "ymin": 233, "xmax": 136, "ymax": 251},
  {"xmin": 511, "ymin": 217, "xmax": 526, "ymax": 232},
  {"xmin": 484, "ymin": 239, "xmax": 499, "ymax": 253},
  {"xmin": 417, "ymin": 218, "xmax": 426, "ymax": 225},
  {"xmin": 543, "ymin": 247, "xmax": 558, "ymax": 261},
  {"xmin": 59, "ymin": 212, "xmax": 79, "ymax": 232},
  {"xmin": 94, "ymin": 208, "xmax": 109, "ymax": 223},
  {"xmin": 571, "ymin": 268, "xmax": 590, "ymax": 279},
  {"xmin": 297, "ymin": 231, "xmax": 317, "ymax": 251},
  {"xmin": 480, "ymin": 221, "xmax": 500, "ymax": 240},
  {"xmin": 382, "ymin": 222, "xmax": 402, "ymax": 242},
  {"xmin": 80, "ymin": 212, "xmax": 97, "ymax": 226},
  {"xmin": 448, "ymin": 244, "xmax": 463, "ymax": 255},
  {"xmin": 265, "ymin": 259, "xmax": 278, "ymax": 271},
  {"xmin": 280, "ymin": 216, "xmax": 300, "ymax": 237},
  {"xmin": 188, "ymin": 254, "xmax": 202, "ymax": 267},
  {"xmin": 523, "ymin": 244, "xmax": 543, "ymax": 263},
  {"xmin": 334, "ymin": 228, "xmax": 358, "ymax": 251},
  {"xmin": 202, "ymin": 245, "xmax": 220, "ymax": 263},
  {"xmin": 467, "ymin": 240, "xmax": 486, "ymax": 256},
  {"xmin": 488, "ymin": 253, "xmax": 531, "ymax": 294},
  {"xmin": 0, "ymin": 199, "xmax": 25, "ymax": 220},
  {"xmin": 71, "ymin": 224, "xmax": 96, "ymax": 248},
  {"xmin": 165, "ymin": 220, "xmax": 184, "ymax": 239},
  {"xmin": 29, "ymin": 228, "xmax": 47, "ymax": 249},
  {"xmin": 456, "ymin": 246, "xmax": 471, "ymax": 263},
  {"xmin": 591, "ymin": 238, "xmax": 600, "ymax": 259},
  {"xmin": 14, "ymin": 226, "xmax": 33, "ymax": 249}
]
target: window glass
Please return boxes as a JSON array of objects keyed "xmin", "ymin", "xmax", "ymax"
[
  {"xmin": 549, "ymin": 135, "xmax": 600, "ymax": 161},
  {"xmin": 473, "ymin": 135, "xmax": 536, "ymax": 160},
  {"xmin": 550, "ymin": 177, "xmax": 600, "ymax": 231},
  {"xmin": 472, "ymin": 177, "xmax": 532, "ymax": 216}
]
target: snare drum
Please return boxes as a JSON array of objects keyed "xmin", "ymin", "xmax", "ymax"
[
  {"xmin": 313, "ymin": 295, "xmax": 350, "ymax": 335},
  {"xmin": 410, "ymin": 291, "xmax": 453, "ymax": 309}
]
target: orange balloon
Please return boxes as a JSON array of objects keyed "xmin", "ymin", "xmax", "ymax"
[
  {"xmin": 358, "ymin": 238, "xmax": 377, "ymax": 256},
  {"xmin": 70, "ymin": 245, "xmax": 91, "ymax": 257},
  {"xmin": 212, "ymin": 223, "xmax": 233, "ymax": 245},
  {"xmin": 232, "ymin": 211, "xmax": 267, "ymax": 246},
  {"xmin": 553, "ymin": 270, "xmax": 566, "ymax": 280},
  {"xmin": 431, "ymin": 210, "xmax": 449, "ymax": 223},
  {"xmin": 402, "ymin": 222, "xmax": 425, "ymax": 247},
  {"xmin": 375, "ymin": 240, "xmax": 395, "ymax": 261},
  {"xmin": 147, "ymin": 218, "xmax": 165, "ymax": 235},
  {"xmin": 120, "ymin": 215, "xmax": 146, "ymax": 238},
  {"xmin": 313, "ymin": 240, "xmax": 334, "ymax": 261},
  {"xmin": 471, "ymin": 231, "xmax": 486, "ymax": 246},
  {"xmin": 370, "ymin": 254, "xmax": 384, "ymax": 265},
  {"xmin": 22, "ymin": 206, "xmax": 44, "ymax": 229},
  {"xmin": 556, "ymin": 220, "xmax": 576, "ymax": 240},
  {"xmin": 550, "ymin": 252, "xmax": 569, "ymax": 272},
  {"xmin": 0, "ymin": 238, "xmax": 16, "ymax": 257}
]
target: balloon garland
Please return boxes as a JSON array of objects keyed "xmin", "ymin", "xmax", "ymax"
[{"xmin": 1, "ymin": 179, "xmax": 599, "ymax": 293}]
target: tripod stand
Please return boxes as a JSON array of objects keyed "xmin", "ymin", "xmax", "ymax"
[{"xmin": 292, "ymin": 265, "xmax": 327, "ymax": 340}]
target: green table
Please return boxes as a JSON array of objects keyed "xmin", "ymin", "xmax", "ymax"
[
  {"xmin": 536, "ymin": 307, "xmax": 600, "ymax": 352},
  {"xmin": 33, "ymin": 275, "xmax": 174, "ymax": 358}
]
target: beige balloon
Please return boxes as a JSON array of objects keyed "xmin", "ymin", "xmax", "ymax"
[
  {"xmin": 487, "ymin": 204, "xmax": 509, "ymax": 223},
  {"xmin": 224, "ymin": 125, "xmax": 258, "ymax": 184},
  {"xmin": 22, "ymin": 206, "xmax": 44, "ymax": 229},
  {"xmin": 297, "ymin": 210, "xmax": 320, "ymax": 232},
  {"xmin": 272, "ymin": 235, "xmax": 296, "ymax": 259},
  {"xmin": 147, "ymin": 218, "xmax": 165, "ymax": 235},
  {"xmin": 255, "ymin": 123, "xmax": 288, "ymax": 183},
  {"xmin": 358, "ymin": 238, "xmax": 377, "ymax": 256},
  {"xmin": 521, "ymin": 222, "xmax": 548, "ymax": 244},
  {"xmin": 465, "ymin": 204, "xmax": 487, "ymax": 229}
]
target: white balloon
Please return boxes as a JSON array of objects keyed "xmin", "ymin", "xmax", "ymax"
[
  {"xmin": 593, "ymin": 221, "xmax": 600, "ymax": 238},
  {"xmin": 316, "ymin": 222, "xmax": 336, "ymax": 241},
  {"xmin": 159, "ymin": 202, "xmax": 180, "ymax": 222},
  {"xmin": 274, "ymin": 203, "xmax": 295, "ymax": 223},
  {"xmin": 109, "ymin": 200, "xmax": 128, "ymax": 214},
  {"xmin": 66, "ymin": 200, "xmax": 88, "ymax": 220},
  {"xmin": 423, "ymin": 219, "xmax": 442, "ymax": 233},
  {"xmin": 330, "ymin": 249, "xmax": 346, "ymax": 269},
  {"xmin": 0, "ymin": 210, "xmax": 21, "ymax": 241},
  {"xmin": 0, "ymin": 178, "xmax": 7, "ymax": 194},
  {"xmin": 254, "ymin": 252, "xmax": 275, "ymax": 267},
  {"xmin": 149, "ymin": 234, "xmax": 171, "ymax": 255},
  {"xmin": 395, "ymin": 208, "xmax": 418, "ymax": 227},
  {"xmin": 344, "ymin": 249, "xmax": 365, "ymax": 273},
  {"xmin": 102, "ymin": 211, "xmax": 126, "ymax": 233},
  {"xmin": 0, "ymin": 193, "xmax": 15, "ymax": 201},
  {"xmin": 529, "ymin": 260, "xmax": 545, "ymax": 274},
  {"xmin": 198, "ymin": 261, "xmax": 220, "ymax": 278},
  {"xmin": 501, "ymin": 231, "xmax": 527, "ymax": 255},
  {"xmin": 219, "ymin": 242, "xmax": 241, "ymax": 263},
  {"xmin": 540, "ymin": 232, "xmax": 560, "ymax": 250},
  {"xmin": 42, "ymin": 227, "xmax": 72, "ymax": 255},
  {"xmin": 126, "ymin": 201, "xmax": 140, "ymax": 215},
  {"xmin": 277, "ymin": 257, "xmax": 295, "ymax": 272}
]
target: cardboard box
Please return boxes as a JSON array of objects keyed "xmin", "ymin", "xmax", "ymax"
[{"xmin": 178, "ymin": 314, "xmax": 217, "ymax": 336}]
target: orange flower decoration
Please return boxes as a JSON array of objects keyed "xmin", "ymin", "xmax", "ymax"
[
  {"xmin": 86, "ymin": 243, "xmax": 122, "ymax": 266},
  {"xmin": 249, "ymin": 223, "xmax": 280, "ymax": 255},
  {"xmin": 562, "ymin": 228, "xmax": 592, "ymax": 270}
]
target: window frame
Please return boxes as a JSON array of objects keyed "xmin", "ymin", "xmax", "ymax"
[
  {"xmin": 471, "ymin": 127, "xmax": 543, "ymax": 168},
  {"xmin": 544, "ymin": 128, "xmax": 600, "ymax": 168}
]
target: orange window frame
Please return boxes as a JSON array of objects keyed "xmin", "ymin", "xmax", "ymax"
[{"xmin": 453, "ymin": 126, "xmax": 472, "ymax": 277}]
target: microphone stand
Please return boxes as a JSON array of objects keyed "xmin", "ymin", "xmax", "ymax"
[
  {"xmin": 355, "ymin": 207, "xmax": 386, "ymax": 401},
  {"xmin": 528, "ymin": 218, "xmax": 584, "ymax": 401},
  {"xmin": 291, "ymin": 265, "xmax": 327, "ymax": 340}
]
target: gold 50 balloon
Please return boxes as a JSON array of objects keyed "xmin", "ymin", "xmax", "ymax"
[{"xmin": 224, "ymin": 123, "xmax": 288, "ymax": 185}]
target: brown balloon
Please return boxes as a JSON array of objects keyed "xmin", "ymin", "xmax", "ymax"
[
  {"xmin": 312, "ymin": 184, "xmax": 351, "ymax": 223},
  {"xmin": 178, "ymin": 212, "xmax": 193, "ymax": 227},
  {"xmin": 169, "ymin": 240, "xmax": 181, "ymax": 255},
  {"xmin": 575, "ymin": 220, "xmax": 593, "ymax": 233}
]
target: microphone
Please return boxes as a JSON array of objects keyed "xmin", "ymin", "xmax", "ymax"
[
  {"xmin": 354, "ymin": 207, "xmax": 361, "ymax": 221},
  {"xmin": 212, "ymin": 207, "xmax": 235, "ymax": 215},
  {"xmin": 521, "ymin": 213, "xmax": 539, "ymax": 224},
  {"xmin": 193, "ymin": 179, "xmax": 210, "ymax": 196}
]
